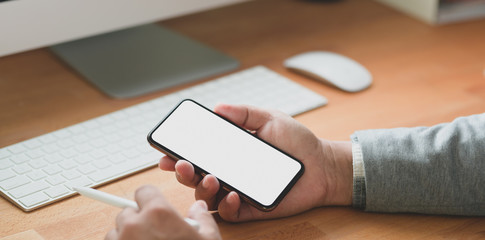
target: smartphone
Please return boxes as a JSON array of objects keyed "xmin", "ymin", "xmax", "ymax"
[{"xmin": 147, "ymin": 99, "xmax": 304, "ymax": 211}]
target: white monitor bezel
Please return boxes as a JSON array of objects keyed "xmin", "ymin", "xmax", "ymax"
[{"xmin": 0, "ymin": 0, "xmax": 246, "ymax": 57}]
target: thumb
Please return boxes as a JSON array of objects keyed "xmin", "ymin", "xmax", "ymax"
[
  {"xmin": 188, "ymin": 200, "xmax": 221, "ymax": 239},
  {"xmin": 214, "ymin": 104, "xmax": 271, "ymax": 131}
]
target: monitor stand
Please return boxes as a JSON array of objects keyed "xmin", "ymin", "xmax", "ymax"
[{"xmin": 50, "ymin": 24, "xmax": 239, "ymax": 99}]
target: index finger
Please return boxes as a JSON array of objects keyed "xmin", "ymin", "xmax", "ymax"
[
  {"xmin": 159, "ymin": 155, "xmax": 176, "ymax": 171},
  {"xmin": 134, "ymin": 185, "xmax": 168, "ymax": 209}
]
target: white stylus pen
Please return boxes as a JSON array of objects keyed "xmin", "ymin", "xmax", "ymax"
[{"xmin": 73, "ymin": 186, "xmax": 200, "ymax": 230}]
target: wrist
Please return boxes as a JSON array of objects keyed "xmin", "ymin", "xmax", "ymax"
[{"xmin": 320, "ymin": 139, "xmax": 353, "ymax": 206}]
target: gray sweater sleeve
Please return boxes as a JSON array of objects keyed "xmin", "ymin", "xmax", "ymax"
[{"xmin": 352, "ymin": 113, "xmax": 485, "ymax": 216}]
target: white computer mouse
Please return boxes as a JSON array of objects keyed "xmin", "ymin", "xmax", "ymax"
[{"xmin": 284, "ymin": 51, "xmax": 372, "ymax": 92}]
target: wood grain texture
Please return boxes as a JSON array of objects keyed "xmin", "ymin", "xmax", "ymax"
[{"xmin": 1, "ymin": 0, "xmax": 484, "ymax": 239}]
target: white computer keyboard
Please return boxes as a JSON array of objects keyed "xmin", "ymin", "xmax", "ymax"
[{"xmin": 0, "ymin": 66, "xmax": 327, "ymax": 211}]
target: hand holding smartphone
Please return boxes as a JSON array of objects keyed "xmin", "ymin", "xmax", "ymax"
[{"xmin": 147, "ymin": 99, "xmax": 304, "ymax": 211}]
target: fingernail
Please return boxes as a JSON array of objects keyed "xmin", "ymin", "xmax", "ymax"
[
  {"xmin": 191, "ymin": 200, "xmax": 208, "ymax": 211},
  {"xmin": 198, "ymin": 200, "xmax": 208, "ymax": 210},
  {"xmin": 202, "ymin": 176, "xmax": 210, "ymax": 189},
  {"xmin": 227, "ymin": 191, "xmax": 236, "ymax": 204}
]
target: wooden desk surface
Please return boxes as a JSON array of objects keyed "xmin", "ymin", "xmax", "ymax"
[{"xmin": 1, "ymin": 0, "xmax": 484, "ymax": 239}]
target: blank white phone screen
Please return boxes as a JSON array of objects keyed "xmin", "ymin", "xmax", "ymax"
[{"xmin": 150, "ymin": 100, "xmax": 302, "ymax": 207}]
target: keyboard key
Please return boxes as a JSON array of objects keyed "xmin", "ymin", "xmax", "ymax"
[
  {"xmin": 0, "ymin": 149, "xmax": 11, "ymax": 159},
  {"xmin": 44, "ymin": 153, "xmax": 63, "ymax": 164},
  {"xmin": 25, "ymin": 149, "xmax": 44, "ymax": 159},
  {"xmin": 42, "ymin": 143, "xmax": 60, "ymax": 154},
  {"xmin": 74, "ymin": 154, "xmax": 93, "ymax": 165},
  {"xmin": 77, "ymin": 164, "xmax": 97, "ymax": 175},
  {"xmin": 27, "ymin": 171, "xmax": 47, "ymax": 181},
  {"xmin": 81, "ymin": 119, "xmax": 100, "ymax": 129},
  {"xmin": 0, "ymin": 175, "xmax": 30, "ymax": 191},
  {"xmin": 90, "ymin": 149, "xmax": 108, "ymax": 159},
  {"xmin": 19, "ymin": 192, "xmax": 50, "ymax": 207},
  {"xmin": 86, "ymin": 129, "xmax": 103, "ymax": 139},
  {"xmin": 10, "ymin": 154, "xmax": 30, "ymax": 164},
  {"xmin": 9, "ymin": 181, "xmax": 50, "ymax": 199},
  {"xmin": 59, "ymin": 159, "xmax": 78, "ymax": 170},
  {"xmin": 106, "ymin": 153, "xmax": 126, "ymax": 164},
  {"xmin": 23, "ymin": 138, "xmax": 43, "ymax": 149},
  {"xmin": 12, "ymin": 164, "xmax": 32, "ymax": 174},
  {"xmin": 72, "ymin": 134, "xmax": 90, "ymax": 144},
  {"xmin": 57, "ymin": 139, "xmax": 75, "ymax": 149},
  {"xmin": 7, "ymin": 143, "xmax": 28, "ymax": 154},
  {"xmin": 75, "ymin": 143, "xmax": 93, "ymax": 153},
  {"xmin": 53, "ymin": 129, "xmax": 71, "ymax": 139},
  {"xmin": 46, "ymin": 175, "xmax": 66, "ymax": 186},
  {"xmin": 143, "ymin": 150, "xmax": 163, "ymax": 161},
  {"xmin": 60, "ymin": 149, "xmax": 77, "ymax": 158},
  {"xmin": 118, "ymin": 128, "xmax": 135, "ymax": 138},
  {"xmin": 0, "ymin": 169, "xmax": 16, "ymax": 181},
  {"xmin": 121, "ymin": 149, "xmax": 139, "ymax": 159},
  {"xmin": 61, "ymin": 170, "xmax": 81, "ymax": 180},
  {"xmin": 29, "ymin": 159, "xmax": 48, "ymax": 169},
  {"xmin": 104, "ymin": 134, "xmax": 123, "ymax": 143},
  {"xmin": 43, "ymin": 165, "xmax": 62, "ymax": 175},
  {"xmin": 88, "ymin": 160, "xmax": 147, "ymax": 183},
  {"xmin": 92, "ymin": 159, "xmax": 111, "ymax": 169},
  {"xmin": 114, "ymin": 120, "xmax": 131, "ymax": 129},
  {"xmin": 90, "ymin": 138, "xmax": 108, "ymax": 148},
  {"xmin": 38, "ymin": 134, "xmax": 57, "ymax": 144},
  {"xmin": 137, "ymin": 145, "xmax": 154, "ymax": 154},
  {"xmin": 44, "ymin": 185, "xmax": 70, "ymax": 198},
  {"xmin": 65, "ymin": 176, "xmax": 93, "ymax": 190},
  {"xmin": 101, "ymin": 125, "xmax": 117, "ymax": 134},
  {"xmin": 104, "ymin": 144, "xmax": 121, "ymax": 154},
  {"xmin": 0, "ymin": 159, "xmax": 14, "ymax": 170}
]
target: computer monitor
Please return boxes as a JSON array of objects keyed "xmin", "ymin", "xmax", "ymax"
[{"xmin": 0, "ymin": 0, "xmax": 244, "ymax": 98}]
